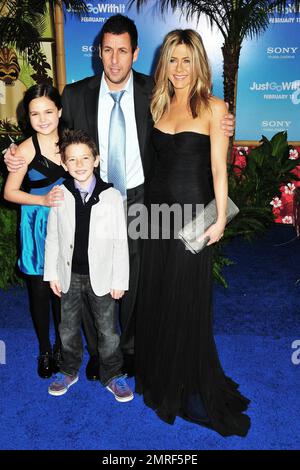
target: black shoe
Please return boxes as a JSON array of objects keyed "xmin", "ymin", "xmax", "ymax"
[
  {"xmin": 86, "ymin": 355, "xmax": 99, "ymax": 381},
  {"xmin": 52, "ymin": 349, "xmax": 62, "ymax": 374},
  {"xmin": 37, "ymin": 352, "xmax": 53, "ymax": 379},
  {"xmin": 122, "ymin": 353, "xmax": 135, "ymax": 378}
]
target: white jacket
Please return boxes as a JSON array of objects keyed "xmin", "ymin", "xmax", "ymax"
[{"xmin": 44, "ymin": 184, "xmax": 129, "ymax": 296}]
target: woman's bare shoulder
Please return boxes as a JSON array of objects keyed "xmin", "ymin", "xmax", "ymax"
[
  {"xmin": 16, "ymin": 136, "xmax": 35, "ymax": 163},
  {"xmin": 208, "ymin": 95, "xmax": 227, "ymax": 114}
]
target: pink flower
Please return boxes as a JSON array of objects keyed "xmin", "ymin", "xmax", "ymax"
[
  {"xmin": 289, "ymin": 149, "xmax": 299, "ymax": 160},
  {"xmin": 232, "ymin": 146, "xmax": 247, "ymax": 176},
  {"xmin": 272, "ymin": 207, "xmax": 281, "ymax": 219},
  {"xmin": 284, "ymin": 183, "xmax": 296, "ymax": 195},
  {"xmin": 237, "ymin": 146, "xmax": 249, "ymax": 156},
  {"xmin": 282, "ymin": 216, "xmax": 293, "ymax": 224},
  {"xmin": 270, "ymin": 197, "xmax": 282, "ymax": 208}
]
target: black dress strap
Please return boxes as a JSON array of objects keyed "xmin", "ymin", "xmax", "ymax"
[
  {"xmin": 32, "ymin": 133, "xmax": 41, "ymax": 156},
  {"xmin": 26, "ymin": 134, "xmax": 66, "ymax": 189},
  {"xmin": 26, "ymin": 177, "xmax": 53, "ymax": 189}
]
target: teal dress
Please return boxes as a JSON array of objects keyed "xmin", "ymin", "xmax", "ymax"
[{"xmin": 18, "ymin": 133, "xmax": 66, "ymax": 275}]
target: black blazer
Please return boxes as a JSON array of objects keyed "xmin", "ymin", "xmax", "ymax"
[{"xmin": 61, "ymin": 70, "xmax": 155, "ymax": 181}]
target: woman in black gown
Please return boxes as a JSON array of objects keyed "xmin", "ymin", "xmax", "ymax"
[{"xmin": 135, "ymin": 29, "xmax": 250, "ymax": 437}]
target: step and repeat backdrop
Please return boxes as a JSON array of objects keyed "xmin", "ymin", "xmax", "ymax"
[{"xmin": 63, "ymin": 0, "xmax": 300, "ymax": 143}]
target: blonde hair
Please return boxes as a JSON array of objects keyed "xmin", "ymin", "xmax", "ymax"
[{"xmin": 151, "ymin": 29, "xmax": 212, "ymax": 123}]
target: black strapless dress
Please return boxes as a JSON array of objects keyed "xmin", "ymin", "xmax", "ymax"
[{"xmin": 135, "ymin": 128, "xmax": 250, "ymax": 437}]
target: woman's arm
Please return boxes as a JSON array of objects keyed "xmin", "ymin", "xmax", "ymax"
[
  {"xmin": 205, "ymin": 97, "xmax": 229, "ymax": 245},
  {"xmin": 4, "ymin": 140, "xmax": 63, "ymax": 207},
  {"xmin": 44, "ymin": 205, "xmax": 61, "ymax": 296}
]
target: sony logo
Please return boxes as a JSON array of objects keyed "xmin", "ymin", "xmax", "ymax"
[
  {"xmin": 82, "ymin": 45, "xmax": 99, "ymax": 52},
  {"xmin": 267, "ymin": 47, "xmax": 298, "ymax": 54},
  {"xmin": 262, "ymin": 120, "xmax": 291, "ymax": 127}
]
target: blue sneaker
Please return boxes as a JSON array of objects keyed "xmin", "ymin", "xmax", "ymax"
[
  {"xmin": 48, "ymin": 372, "xmax": 78, "ymax": 396},
  {"xmin": 106, "ymin": 375, "xmax": 134, "ymax": 402}
]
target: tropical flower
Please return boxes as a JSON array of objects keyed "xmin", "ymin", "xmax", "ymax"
[
  {"xmin": 282, "ymin": 216, "xmax": 293, "ymax": 224},
  {"xmin": 289, "ymin": 149, "xmax": 299, "ymax": 160},
  {"xmin": 270, "ymin": 197, "xmax": 282, "ymax": 208},
  {"xmin": 237, "ymin": 146, "xmax": 249, "ymax": 155},
  {"xmin": 284, "ymin": 183, "xmax": 296, "ymax": 195}
]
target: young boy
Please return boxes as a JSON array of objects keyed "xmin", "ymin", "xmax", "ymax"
[{"xmin": 44, "ymin": 129, "xmax": 133, "ymax": 402}]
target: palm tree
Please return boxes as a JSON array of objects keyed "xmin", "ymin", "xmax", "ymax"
[
  {"xmin": 129, "ymin": 1, "xmax": 299, "ymax": 128},
  {"xmin": 0, "ymin": 1, "xmax": 87, "ymax": 83}
]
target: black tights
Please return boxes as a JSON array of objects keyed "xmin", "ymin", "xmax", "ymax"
[{"xmin": 26, "ymin": 275, "xmax": 61, "ymax": 354}]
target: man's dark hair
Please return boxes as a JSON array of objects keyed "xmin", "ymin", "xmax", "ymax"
[
  {"xmin": 60, "ymin": 129, "xmax": 98, "ymax": 163},
  {"xmin": 99, "ymin": 14, "xmax": 138, "ymax": 52}
]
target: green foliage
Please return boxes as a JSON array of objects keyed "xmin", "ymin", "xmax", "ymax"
[
  {"xmin": 230, "ymin": 131, "xmax": 299, "ymax": 208},
  {"xmin": 0, "ymin": 120, "xmax": 24, "ymax": 288},
  {"xmin": 0, "ymin": 1, "xmax": 88, "ymax": 84},
  {"xmin": 0, "ymin": 120, "xmax": 23, "ymax": 148},
  {"xmin": 212, "ymin": 248, "xmax": 234, "ymax": 288},
  {"xmin": 0, "ymin": 176, "xmax": 22, "ymax": 289},
  {"xmin": 0, "ymin": 1, "xmax": 88, "ymax": 51},
  {"xmin": 28, "ymin": 47, "xmax": 53, "ymax": 84},
  {"xmin": 213, "ymin": 131, "xmax": 299, "ymax": 286}
]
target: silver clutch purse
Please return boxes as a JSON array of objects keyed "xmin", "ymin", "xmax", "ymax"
[{"xmin": 178, "ymin": 197, "xmax": 239, "ymax": 254}]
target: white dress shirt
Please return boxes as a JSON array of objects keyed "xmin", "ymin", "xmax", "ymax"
[{"xmin": 97, "ymin": 72, "xmax": 145, "ymax": 190}]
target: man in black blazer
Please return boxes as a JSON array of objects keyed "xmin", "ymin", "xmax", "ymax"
[{"xmin": 61, "ymin": 15, "xmax": 155, "ymax": 380}]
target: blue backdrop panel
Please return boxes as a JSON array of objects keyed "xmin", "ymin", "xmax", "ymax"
[
  {"xmin": 63, "ymin": 1, "xmax": 300, "ymax": 142},
  {"xmin": 235, "ymin": 7, "xmax": 300, "ymax": 142},
  {"xmin": 63, "ymin": 1, "xmax": 224, "ymax": 95}
]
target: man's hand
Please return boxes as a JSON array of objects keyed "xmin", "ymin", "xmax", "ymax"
[
  {"xmin": 221, "ymin": 103, "xmax": 235, "ymax": 137},
  {"xmin": 50, "ymin": 280, "xmax": 62, "ymax": 297},
  {"xmin": 110, "ymin": 289, "xmax": 125, "ymax": 300},
  {"xmin": 3, "ymin": 143, "xmax": 26, "ymax": 172}
]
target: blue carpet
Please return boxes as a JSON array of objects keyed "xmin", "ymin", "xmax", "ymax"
[{"xmin": 0, "ymin": 224, "xmax": 299, "ymax": 450}]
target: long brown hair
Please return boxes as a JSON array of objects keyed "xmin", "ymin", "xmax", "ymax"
[{"xmin": 151, "ymin": 29, "xmax": 212, "ymax": 123}]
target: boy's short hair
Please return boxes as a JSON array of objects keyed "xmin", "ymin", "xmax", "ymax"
[{"xmin": 60, "ymin": 129, "xmax": 98, "ymax": 163}]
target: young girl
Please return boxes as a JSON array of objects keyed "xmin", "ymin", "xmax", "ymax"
[{"xmin": 4, "ymin": 84, "xmax": 66, "ymax": 378}]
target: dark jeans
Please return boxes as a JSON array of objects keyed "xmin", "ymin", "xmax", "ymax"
[
  {"xmin": 59, "ymin": 272, "xmax": 123, "ymax": 385},
  {"xmin": 82, "ymin": 184, "xmax": 145, "ymax": 357}
]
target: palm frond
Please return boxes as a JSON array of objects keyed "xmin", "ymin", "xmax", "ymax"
[
  {"xmin": 129, "ymin": 0, "xmax": 300, "ymax": 43},
  {"xmin": 212, "ymin": 254, "xmax": 234, "ymax": 288},
  {"xmin": 0, "ymin": 17, "xmax": 45, "ymax": 50},
  {"xmin": 0, "ymin": 1, "xmax": 88, "ymax": 49},
  {"xmin": 129, "ymin": 0, "xmax": 231, "ymax": 36},
  {"xmin": 54, "ymin": 0, "xmax": 88, "ymax": 14}
]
